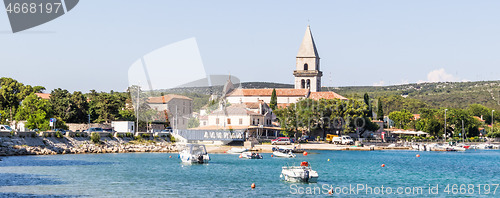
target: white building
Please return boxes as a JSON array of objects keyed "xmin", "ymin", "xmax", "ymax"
[{"xmin": 198, "ymin": 101, "xmax": 274, "ymax": 129}]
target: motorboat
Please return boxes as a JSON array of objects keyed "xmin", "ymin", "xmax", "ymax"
[
  {"xmin": 240, "ymin": 152, "xmax": 263, "ymax": 159},
  {"xmin": 226, "ymin": 147, "xmax": 248, "ymax": 154},
  {"xmin": 178, "ymin": 144, "xmax": 210, "ymax": 164},
  {"xmin": 280, "ymin": 161, "xmax": 318, "ymax": 183},
  {"xmin": 273, "ymin": 149, "xmax": 296, "ymax": 158}
]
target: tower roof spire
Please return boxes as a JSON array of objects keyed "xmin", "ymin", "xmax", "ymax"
[{"xmin": 297, "ymin": 25, "xmax": 319, "ymax": 58}]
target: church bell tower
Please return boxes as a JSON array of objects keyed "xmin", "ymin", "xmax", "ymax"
[{"xmin": 293, "ymin": 25, "xmax": 322, "ymax": 92}]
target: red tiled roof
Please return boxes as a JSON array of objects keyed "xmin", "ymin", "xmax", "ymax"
[
  {"xmin": 277, "ymin": 103, "xmax": 292, "ymax": 108},
  {"xmin": 413, "ymin": 114, "xmax": 421, "ymax": 120},
  {"xmin": 35, "ymin": 93, "xmax": 51, "ymax": 99},
  {"xmin": 148, "ymin": 94, "xmax": 192, "ymax": 104},
  {"xmin": 227, "ymin": 89, "xmax": 309, "ymax": 97},
  {"xmin": 308, "ymin": 92, "xmax": 347, "ymax": 100},
  {"xmin": 473, "ymin": 116, "xmax": 485, "ymax": 122}
]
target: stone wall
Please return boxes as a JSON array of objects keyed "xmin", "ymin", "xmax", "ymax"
[{"xmin": 66, "ymin": 123, "xmax": 112, "ymax": 132}]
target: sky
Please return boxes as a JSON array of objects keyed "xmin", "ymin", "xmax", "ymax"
[{"xmin": 1, "ymin": 0, "xmax": 499, "ymax": 93}]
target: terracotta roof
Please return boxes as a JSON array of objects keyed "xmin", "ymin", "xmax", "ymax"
[
  {"xmin": 227, "ymin": 88, "xmax": 309, "ymax": 97},
  {"xmin": 211, "ymin": 104, "xmax": 262, "ymax": 116},
  {"xmin": 474, "ymin": 116, "xmax": 485, "ymax": 122},
  {"xmin": 277, "ymin": 103, "xmax": 292, "ymax": 108},
  {"xmin": 35, "ymin": 93, "xmax": 51, "ymax": 99},
  {"xmin": 413, "ymin": 114, "xmax": 420, "ymax": 120},
  {"xmin": 148, "ymin": 94, "xmax": 192, "ymax": 104},
  {"xmin": 308, "ymin": 91, "xmax": 347, "ymax": 100}
]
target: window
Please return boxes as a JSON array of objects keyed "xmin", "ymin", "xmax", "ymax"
[
  {"xmin": 304, "ymin": 63, "xmax": 308, "ymax": 70},
  {"xmin": 203, "ymin": 121, "xmax": 206, "ymax": 126},
  {"xmin": 227, "ymin": 118, "xmax": 231, "ymax": 125},
  {"xmin": 216, "ymin": 118, "xmax": 219, "ymax": 125},
  {"xmin": 301, "ymin": 79, "xmax": 305, "ymax": 89},
  {"xmin": 306, "ymin": 79, "xmax": 311, "ymax": 89},
  {"xmin": 239, "ymin": 118, "xmax": 243, "ymax": 125}
]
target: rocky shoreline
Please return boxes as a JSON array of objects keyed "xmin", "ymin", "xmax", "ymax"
[{"xmin": 0, "ymin": 136, "xmax": 178, "ymax": 156}]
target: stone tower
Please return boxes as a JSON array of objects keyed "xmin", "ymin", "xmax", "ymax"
[{"xmin": 293, "ymin": 25, "xmax": 322, "ymax": 92}]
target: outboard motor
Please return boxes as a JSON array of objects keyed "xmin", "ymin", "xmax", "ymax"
[
  {"xmin": 303, "ymin": 170, "xmax": 309, "ymax": 182},
  {"xmin": 197, "ymin": 154, "xmax": 204, "ymax": 164}
]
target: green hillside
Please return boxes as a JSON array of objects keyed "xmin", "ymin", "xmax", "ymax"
[
  {"xmin": 163, "ymin": 80, "xmax": 500, "ymax": 113},
  {"xmin": 329, "ymin": 81, "xmax": 500, "ymax": 111}
]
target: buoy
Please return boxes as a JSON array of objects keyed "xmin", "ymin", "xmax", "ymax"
[
  {"xmin": 416, "ymin": 154, "xmax": 420, "ymax": 158},
  {"xmin": 303, "ymin": 151, "xmax": 308, "ymax": 156},
  {"xmin": 251, "ymin": 183, "xmax": 256, "ymax": 188},
  {"xmin": 271, "ymin": 155, "xmax": 273, "ymax": 157},
  {"xmin": 169, "ymin": 156, "xmax": 172, "ymax": 158},
  {"xmin": 239, "ymin": 155, "xmax": 242, "ymax": 158},
  {"xmin": 328, "ymin": 189, "xmax": 333, "ymax": 194},
  {"xmin": 381, "ymin": 164, "xmax": 385, "ymax": 167},
  {"xmin": 327, "ymin": 159, "xmax": 330, "ymax": 161}
]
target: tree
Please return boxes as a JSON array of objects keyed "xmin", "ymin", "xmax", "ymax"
[
  {"xmin": 363, "ymin": 93, "xmax": 372, "ymax": 118},
  {"xmin": 188, "ymin": 117, "xmax": 200, "ymax": 128},
  {"xmin": 69, "ymin": 91, "xmax": 89, "ymax": 123},
  {"xmin": 270, "ymin": 88, "xmax": 277, "ymax": 110},
  {"xmin": 376, "ymin": 98, "xmax": 384, "ymax": 121},
  {"xmin": 15, "ymin": 93, "xmax": 52, "ymax": 131},
  {"xmin": 388, "ymin": 110, "xmax": 414, "ymax": 129}
]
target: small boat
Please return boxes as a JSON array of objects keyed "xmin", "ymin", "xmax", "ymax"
[
  {"xmin": 240, "ymin": 152, "xmax": 263, "ymax": 159},
  {"xmin": 280, "ymin": 161, "xmax": 318, "ymax": 183},
  {"xmin": 226, "ymin": 147, "xmax": 248, "ymax": 154},
  {"xmin": 273, "ymin": 149, "xmax": 296, "ymax": 158},
  {"xmin": 179, "ymin": 144, "xmax": 210, "ymax": 164}
]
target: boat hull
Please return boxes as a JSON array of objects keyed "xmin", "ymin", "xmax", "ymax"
[{"xmin": 273, "ymin": 151, "xmax": 296, "ymax": 158}]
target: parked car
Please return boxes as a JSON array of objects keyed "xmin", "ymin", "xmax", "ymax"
[
  {"xmin": 103, "ymin": 128, "xmax": 114, "ymax": 133},
  {"xmin": 0, "ymin": 125, "xmax": 13, "ymax": 132},
  {"xmin": 299, "ymin": 135, "xmax": 315, "ymax": 142},
  {"xmin": 86, "ymin": 127, "xmax": 103, "ymax": 133},
  {"xmin": 271, "ymin": 137, "xmax": 291, "ymax": 145}
]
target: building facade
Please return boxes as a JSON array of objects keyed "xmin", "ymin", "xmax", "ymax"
[{"xmin": 148, "ymin": 94, "xmax": 193, "ymax": 129}]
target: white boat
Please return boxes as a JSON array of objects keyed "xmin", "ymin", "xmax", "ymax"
[
  {"xmin": 451, "ymin": 146, "xmax": 466, "ymax": 151},
  {"xmin": 226, "ymin": 147, "xmax": 248, "ymax": 154},
  {"xmin": 280, "ymin": 161, "xmax": 318, "ymax": 183},
  {"xmin": 179, "ymin": 144, "xmax": 210, "ymax": 164},
  {"xmin": 240, "ymin": 152, "xmax": 263, "ymax": 159},
  {"xmin": 273, "ymin": 149, "xmax": 296, "ymax": 158}
]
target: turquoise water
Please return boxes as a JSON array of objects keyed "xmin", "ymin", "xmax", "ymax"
[{"xmin": 0, "ymin": 150, "xmax": 499, "ymax": 197}]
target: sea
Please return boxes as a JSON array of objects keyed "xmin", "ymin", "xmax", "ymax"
[{"xmin": 0, "ymin": 150, "xmax": 499, "ymax": 197}]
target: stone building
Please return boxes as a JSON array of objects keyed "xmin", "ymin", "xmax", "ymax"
[{"xmin": 147, "ymin": 94, "xmax": 193, "ymax": 129}]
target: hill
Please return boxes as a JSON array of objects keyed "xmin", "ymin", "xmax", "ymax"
[
  {"xmin": 161, "ymin": 80, "xmax": 500, "ymax": 112},
  {"xmin": 330, "ymin": 81, "xmax": 500, "ymax": 111}
]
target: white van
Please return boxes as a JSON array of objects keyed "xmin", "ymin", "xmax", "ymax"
[{"xmin": 332, "ymin": 135, "xmax": 354, "ymax": 145}]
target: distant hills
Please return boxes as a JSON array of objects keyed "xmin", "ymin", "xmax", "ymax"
[{"xmin": 163, "ymin": 80, "xmax": 500, "ymax": 111}]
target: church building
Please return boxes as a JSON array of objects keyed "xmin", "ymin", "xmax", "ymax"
[{"xmin": 225, "ymin": 25, "xmax": 346, "ymax": 107}]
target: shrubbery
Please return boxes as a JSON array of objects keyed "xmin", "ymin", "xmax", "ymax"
[
  {"xmin": 90, "ymin": 132, "xmax": 101, "ymax": 144},
  {"xmin": 55, "ymin": 131, "xmax": 63, "ymax": 138}
]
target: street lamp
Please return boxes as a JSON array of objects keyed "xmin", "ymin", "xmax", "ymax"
[{"xmin": 444, "ymin": 109, "xmax": 448, "ymax": 141}]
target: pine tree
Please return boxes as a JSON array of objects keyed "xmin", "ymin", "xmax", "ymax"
[
  {"xmin": 377, "ymin": 98, "xmax": 384, "ymax": 121},
  {"xmin": 364, "ymin": 93, "xmax": 373, "ymax": 118},
  {"xmin": 270, "ymin": 88, "xmax": 277, "ymax": 110}
]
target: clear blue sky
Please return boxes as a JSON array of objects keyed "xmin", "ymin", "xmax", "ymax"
[{"xmin": 1, "ymin": 0, "xmax": 499, "ymax": 93}]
